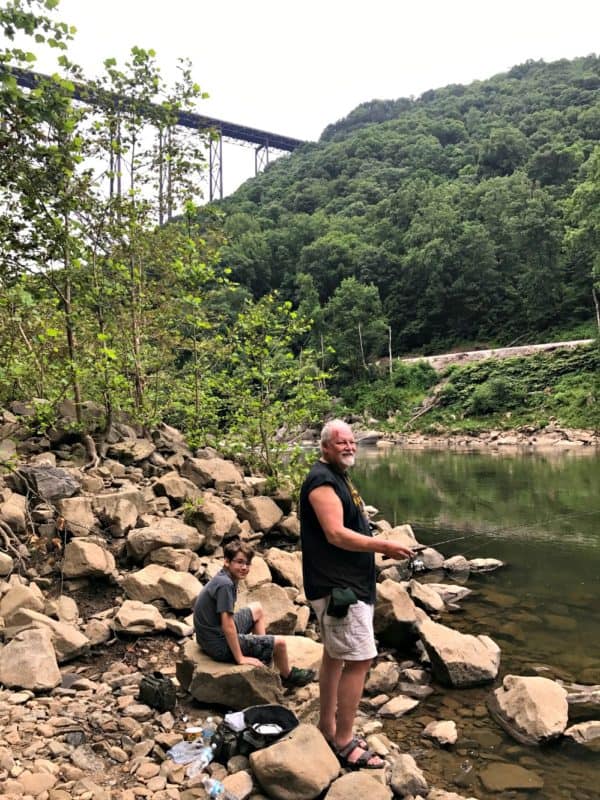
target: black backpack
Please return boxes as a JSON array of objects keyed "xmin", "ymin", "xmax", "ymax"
[
  {"xmin": 212, "ymin": 704, "xmax": 299, "ymax": 762},
  {"xmin": 138, "ymin": 671, "xmax": 177, "ymax": 712}
]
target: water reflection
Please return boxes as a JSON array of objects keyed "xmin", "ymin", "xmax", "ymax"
[{"xmin": 352, "ymin": 447, "xmax": 600, "ymax": 799}]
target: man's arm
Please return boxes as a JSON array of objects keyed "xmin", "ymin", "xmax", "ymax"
[
  {"xmin": 309, "ymin": 484, "xmax": 413, "ymax": 559},
  {"xmin": 220, "ymin": 612, "xmax": 264, "ymax": 668}
]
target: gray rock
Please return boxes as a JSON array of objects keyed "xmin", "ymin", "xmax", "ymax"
[
  {"xmin": 12, "ymin": 465, "xmax": 81, "ymax": 502},
  {"xmin": 5, "ymin": 608, "xmax": 90, "ymax": 662},
  {"xmin": 238, "ymin": 582, "xmax": 298, "ymax": 634},
  {"xmin": 0, "ymin": 491, "xmax": 27, "ymax": 534}
]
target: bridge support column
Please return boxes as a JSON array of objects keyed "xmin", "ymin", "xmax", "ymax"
[
  {"xmin": 255, "ymin": 142, "xmax": 270, "ymax": 175},
  {"xmin": 209, "ymin": 133, "xmax": 223, "ymax": 201}
]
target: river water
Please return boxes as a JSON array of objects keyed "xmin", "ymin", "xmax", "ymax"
[{"xmin": 353, "ymin": 446, "xmax": 600, "ymax": 800}]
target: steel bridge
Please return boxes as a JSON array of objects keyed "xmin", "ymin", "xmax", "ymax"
[{"xmin": 8, "ymin": 67, "xmax": 306, "ymax": 200}]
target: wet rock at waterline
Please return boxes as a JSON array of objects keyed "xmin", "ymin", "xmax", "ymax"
[
  {"xmin": 479, "ymin": 762, "xmax": 544, "ymax": 792},
  {"xmin": 563, "ymin": 720, "xmax": 600, "ymax": 751},
  {"xmin": 488, "ymin": 674, "xmax": 569, "ymax": 744},
  {"xmin": 417, "ymin": 614, "xmax": 501, "ymax": 687}
]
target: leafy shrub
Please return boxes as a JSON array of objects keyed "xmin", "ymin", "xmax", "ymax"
[{"xmin": 468, "ymin": 377, "xmax": 519, "ymax": 415}]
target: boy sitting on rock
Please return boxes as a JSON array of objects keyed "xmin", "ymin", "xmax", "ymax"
[{"xmin": 193, "ymin": 540, "xmax": 315, "ymax": 688}]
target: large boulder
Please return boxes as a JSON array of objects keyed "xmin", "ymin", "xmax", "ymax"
[
  {"xmin": 4, "ymin": 608, "xmax": 90, "ymax": 662},
  {"xmin": 62, "ymin": 539, "xmax": 116, "ymax": 578},
  {"xmin": 0, "ymin": 627, "xmax": 61, "ymax": 691},
  {"xmin": 249, "ymin": 724, "xmax": 339, "ymax": 800},
  {"xmin": 0, "ymin": 582, "xmax": 45, "ymax": 624},
  {"xmin": 93, "ymin": 489, "xmax": 146, "ymax": 537},
  {"xmin": 56, "ymin": 496, "xmax": 97, "ymax": 536},
  {"xmin": 417, "ymin": 615, "xmax": 500, "ymax": 687},
  {"xmin": 106, "ymin": 438, "xmax": 156, "ymax": 464},
  {"xmin": 181, "ymin": 457, "xmax": 244, "ymax": 488},
  {"xmin": 238, "ymin": 583, "xmax": 298, "ymax": 634},
  {"xmin": 121, "ymin": 564, "xmax": 201, "ymax": 609},
  {"xmin": 488, "ymin": 674, "xmax": 568, "ymax": 744},
  {"xmin": 185, "ymin": 494, "xmax": 240, "ymax": 551},
  {"xmin": 374, "ymin": 579, "xmax": 418, "ymax": 646},
  {"xmin": 177, "ymin": 639, "xmax": 283, "ymax": 708},
  {"xmin": 264, "ymin": 548, "xmax": 303, "ymax": 589},
  {"xmin": 126, "ymin": 518, "xmax": 203, "ymax": 560},
  {"xmin": 112, "ymin": 600, "xmax": 167, "ymax": 635},
  {"xmin": 153, "ymin": 471, "xmax": 202, "ymax": 506},
  {"xmin": 237, "ymin": 496, "xmax": 284, "ymax": 533}
]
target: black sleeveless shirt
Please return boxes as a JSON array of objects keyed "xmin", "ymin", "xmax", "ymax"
[{"xmin": 299, "ymin": 460, "xmax": 376, "ymax": 604}]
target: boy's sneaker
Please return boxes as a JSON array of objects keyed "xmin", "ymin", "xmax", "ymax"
[{"xmin": 282, "ymin": 666, "xmax": 316, "ymax": 688}]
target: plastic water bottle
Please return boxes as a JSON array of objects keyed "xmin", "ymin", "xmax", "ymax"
[
  {"xmin": 185, "ymin": 743, "xmax": 215, "ymax": 778},
  {"xmin": 201, "ymin": 776, "xmax": 237, "ymax": 800},
  {"xmin": 202, "ymin": 716, "xmax": 216, "ymax": 746}
]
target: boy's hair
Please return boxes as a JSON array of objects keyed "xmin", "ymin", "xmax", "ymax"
[{"xmin": 223, "ymin": 540, "xmax": 255, "ymax": 562}]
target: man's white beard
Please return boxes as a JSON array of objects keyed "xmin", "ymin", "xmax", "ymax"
[{"xmin": 340, "ymin": 454, "xmax": 355, "ymax": 467}]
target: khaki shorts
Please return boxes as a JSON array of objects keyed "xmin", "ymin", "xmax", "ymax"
[{"xmin": 311, "ymin": 597, "xmax": 377, "ymax": 661}]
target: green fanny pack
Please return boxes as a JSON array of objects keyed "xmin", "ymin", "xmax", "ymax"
[{"xmin": 327, "ymin": 587, "xmax": 359, "ymax": 618}]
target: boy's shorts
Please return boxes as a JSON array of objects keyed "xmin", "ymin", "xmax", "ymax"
[
  {"xmin": 199, "ymin": 606, "xmax": 275, "ymax": 665},
  {"xmin": 311, "ymin": 597, "xmax": 377, "ymax": 660}
]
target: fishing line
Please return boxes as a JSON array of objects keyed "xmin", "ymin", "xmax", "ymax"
[{"xmin": 407, "ymin": 508, "xmax": 600, "ymax": 551}]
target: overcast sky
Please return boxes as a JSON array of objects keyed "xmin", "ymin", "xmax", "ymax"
[{"xmin": 22, "ymin": 0, "xmax": 600, "ymax": 195}]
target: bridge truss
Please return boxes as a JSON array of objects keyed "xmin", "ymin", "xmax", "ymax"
[{"xmin": 8, "ymin": 68, "xmax": 306, "ymax": 201}]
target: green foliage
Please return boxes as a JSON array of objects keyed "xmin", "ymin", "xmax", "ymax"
[
  {"xmin": 340, "ymin": 360, "xmax": 438, "ymax": 419},
  {"xmin": 432, "ymin": 346, "xmax": 599, "ymax": 431},
  {"xmin": 0, "ymin": 2, "xmax": 333, "ymax": 494},
  {"xmin": 468, "ymin": 377, "xmax": 519, "ymax": 416},
  {"xmin": 218, "ymin": 55, "xmax": 600, "ymax": 351},
  {"xmin": 215, "ymin": 292, "xmax": 330, "ymax": 492}
]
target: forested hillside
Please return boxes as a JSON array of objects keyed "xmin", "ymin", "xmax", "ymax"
[{"xmin": 218, "ymin": 56, "xmax": 600, "ymax": 354}]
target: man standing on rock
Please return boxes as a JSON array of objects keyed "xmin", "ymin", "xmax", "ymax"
[{"xmin": 300, "ymin": 419, "xmax": 413, "ymax": 769}]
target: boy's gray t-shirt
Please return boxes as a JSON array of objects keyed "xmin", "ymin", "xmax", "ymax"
[{"xmin": 193, "ymin": 568, "xmax": 237, "ymax": 649}]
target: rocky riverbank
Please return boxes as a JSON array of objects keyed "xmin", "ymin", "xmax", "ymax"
[
  {"xmin": 1, "ymin": 406, "xmax": 599, "ymax": 800},
  {"xmin": 354, "ymin": 423, "xmax": 599, "ymax": 452}
]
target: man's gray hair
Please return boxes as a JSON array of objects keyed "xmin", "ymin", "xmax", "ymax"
[{"xmin": 320, "ymin": 418, "xmax": 352, "ymax": 451}]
